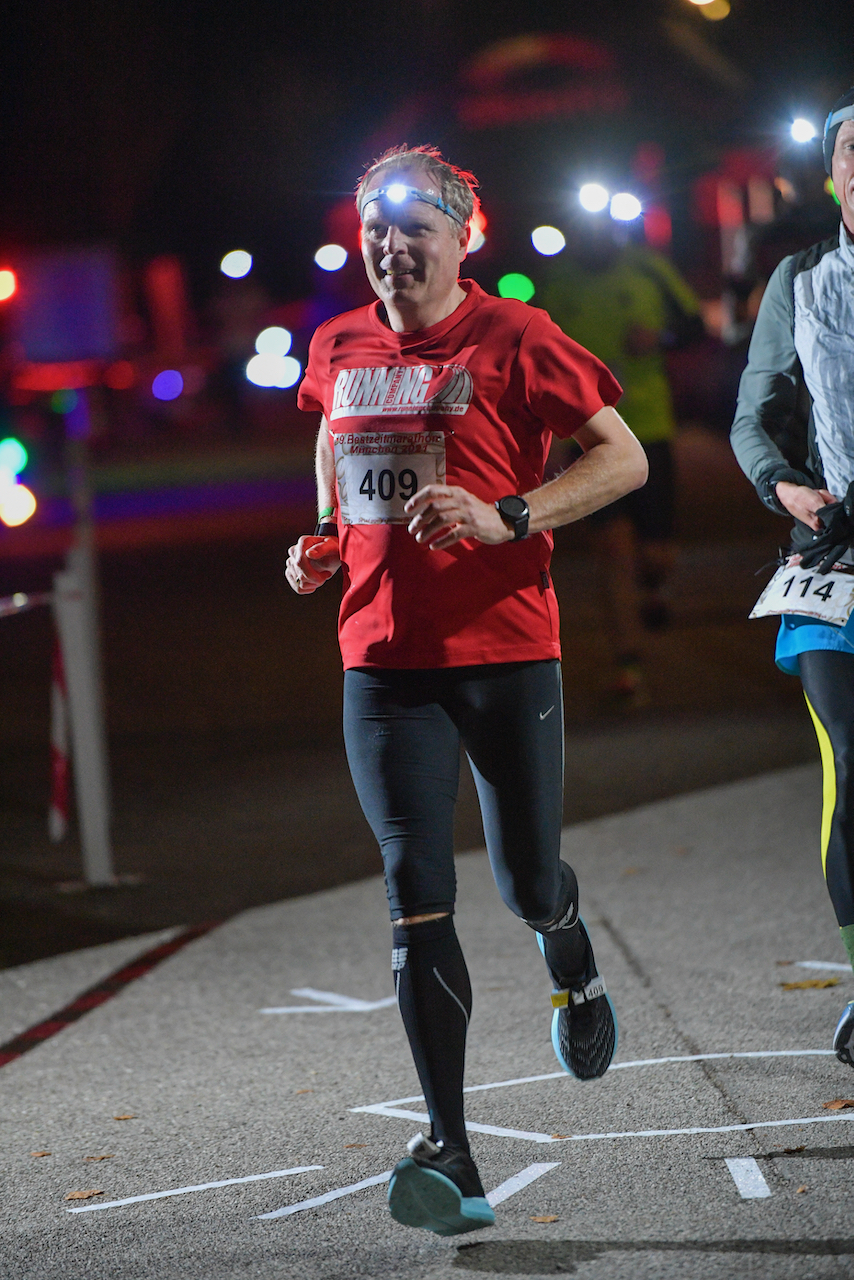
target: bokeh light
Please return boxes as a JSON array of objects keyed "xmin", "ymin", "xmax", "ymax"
[
  {"xmin": 791, "ymin": 118, "xmax": 817, "ymax": 143},
  {"xmin": 255, "ymin": 327, "xmax": 293, "ymax": 356},
  {"xmin": 314, "ymin": 244, "xmax": 348, "ymax": 271},
  {"xmin": 826, "ymin": 176, "xmax": 841, "ymax": 205},
  {"xmin": 220, "ymin": 250, "xmax": 253, "ymax": 279},
  {"xmin": 579, "ymin": 183, "xmax": 610, "ymax": 213},
  {"xmin": 531, "ymin": 226, "xmax": 566, "ymax": 256},
  {"xmin": 0, "ymin": 483, "xmax": 36, "ymax": 527},
  {"xmin": 610, "ymin": 192, "xmax": 643, "ymax": 222},
  {"xmin": 497, "ymin": 273, "xmax": 535, "ymax": 303},
  {"xmin": 152, "ymin": 370, "xmax": 184, "ymax": 401},
  {"xmin": 0, "ymin": 269, "xmax": 17, "ymax": 301},
  {"xmin": 50, "ymin": 389, "xmax": 79, "ymax": 414},
  {"xmin": 699, "ymin": 0, "xmax": 730, "ymax": 17},
  {"xmin": 245, "ymin": 354, "xmax": 302, "ymax": 388},
  {"xmin": 104, "ymin": 361, "xmax": 136, "ymax": 391},
  {"xmin": 0, "ymin": 437, "xmax": 28, "ymax": 475},
  {"xmin": 467, "ymin": 207, "xmax": 487, "ymax": 253}
]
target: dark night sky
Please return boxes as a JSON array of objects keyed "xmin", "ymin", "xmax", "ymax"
[{"xmin": 1, "ymin": 0, "xmax": 853, "ymax": 300}]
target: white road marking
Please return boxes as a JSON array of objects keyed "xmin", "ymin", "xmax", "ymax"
[
  {"xmin": 66, "ymin": 1165, "xmax": 323, "ymax": 1214},
  {"xmin": 257, "ymin": 1171, "xmax": 392, "ymax": 1219},
  {"xmin": 259, "ymin": 1162, "xmax": 560, "ymax": 1222},
  {"xmin": 725, "ymin": 1157, "xmax": 772, "ymax": 1199},
  {"xmin": 486, "ymin": 1162, "xmax": 560, "ymax": 1207},
  {"xmin": 796, "ymin": 960, "xmax": 851, "ymax": 973},
  {"xmin": 260, "ymin": 987, "xmax": 397, "ymax": 1014},
  {"xmin": 352, "ymin": 1103, "xmax": 560, "ymax": 1143}
]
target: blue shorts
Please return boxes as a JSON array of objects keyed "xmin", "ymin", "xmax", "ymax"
[{"xmin": 775, "ymin": 612, "xmax": 854, "ymax": 675}]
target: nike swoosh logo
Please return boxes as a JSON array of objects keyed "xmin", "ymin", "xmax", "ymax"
[{"xmin": 539, "ymin": 706, "xmax": 555, "ymax": 720}]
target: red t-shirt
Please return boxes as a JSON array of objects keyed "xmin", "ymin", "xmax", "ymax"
[{"xmin": 298, "ymin": 279, "xmax": 621, "ymax": 670}]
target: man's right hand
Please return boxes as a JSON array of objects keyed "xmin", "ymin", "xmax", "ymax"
[
  {"xmin": 285, "ymin": 535, "xmax": 341, "ymax": 594},
  {"xmin": 774, "ymin": 481, "xmax": 837, "ymax": 532}
]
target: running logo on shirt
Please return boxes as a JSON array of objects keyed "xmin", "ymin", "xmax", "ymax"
[{"xmin": 330, "ymin": 364, "xmax": 473, "ymax": 420}]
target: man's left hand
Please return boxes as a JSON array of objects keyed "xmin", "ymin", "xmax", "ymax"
[{"xmin": 405, "ymin": 485, "xmax": 514, "ymax": 550}]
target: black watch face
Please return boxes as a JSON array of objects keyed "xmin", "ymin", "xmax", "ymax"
[{"xmin": 501, "ymin": 496, "xmax": 527, "ymax": 518}]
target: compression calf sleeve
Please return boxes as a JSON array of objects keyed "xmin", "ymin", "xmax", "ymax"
[
  {"xmin": 392, "ymin": 915, "xmax": 472, "ymax": 1152},
  {"xmin": 537, "ymin": 862, "xmax": 589, "ymax": 988}
]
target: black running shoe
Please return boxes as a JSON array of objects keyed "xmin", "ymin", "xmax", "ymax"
[
  {"xmin": 538, "ymin": 920, "xmax": 617, "ymax": 1080},
  {"xmin": 387, "ymin": 1133, "xmax": 494, "ymax": 1236},
  {"xmin": 834, "ymin": 1001, "xmax": 854, "ymax": 1067}
]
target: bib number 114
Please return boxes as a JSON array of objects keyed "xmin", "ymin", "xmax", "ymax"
[{"xmin": 750, "ymin": 558, "xmax": 854, "ymax": 626}]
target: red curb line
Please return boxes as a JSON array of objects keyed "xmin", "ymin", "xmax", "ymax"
[{"xmin": 0, "ymin": 921, "xmax": 221, "ymax": 1068}]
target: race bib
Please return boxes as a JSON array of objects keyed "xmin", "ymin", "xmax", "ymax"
[
  {"xmin": 333, "ymin": 431, "xmax": 446, "ymax": 525},
  {"xmin": 750, "ymin": 555, "xmax": 854, "ymax": 627}
]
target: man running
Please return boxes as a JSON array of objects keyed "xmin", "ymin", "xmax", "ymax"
[
  {"xmin": 731, "ymin": 88, "xmax": 854, "ymax": 1068},
  {"xmin": 286, "ymin": 146, "xmax": 647, "ymax": 1235}
]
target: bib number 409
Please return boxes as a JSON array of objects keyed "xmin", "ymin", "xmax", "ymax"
[{"xmin": 359, "ymin": 467, "xmax": 419, "ymax": 503}]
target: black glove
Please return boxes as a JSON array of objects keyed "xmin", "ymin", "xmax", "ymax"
[{"xmin": 798, "ymin": 481, "xmax": 854, "ymax": 573}]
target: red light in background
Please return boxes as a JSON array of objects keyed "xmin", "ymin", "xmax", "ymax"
[
  {"xmin": 0, "ymin": 269, "xmax": 17, "ymax": 301},
  {"xmin": 104, "ymin": 360, "xmax": 136, "ymax": 390}
]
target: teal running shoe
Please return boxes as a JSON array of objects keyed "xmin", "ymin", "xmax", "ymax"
[{"xmin": 388, "ymin": 1133, "xmax": 494, "ymax": 1236}]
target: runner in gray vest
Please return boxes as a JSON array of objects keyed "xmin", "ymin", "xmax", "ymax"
[{"xmin": 731, "ymin": 87, "xmax": 854, "ymax": 1066}]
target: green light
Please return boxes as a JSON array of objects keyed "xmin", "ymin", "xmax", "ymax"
[
  {"xmin": 50, "ymin": 389, "xmax": 79, "ymax": 414},
  {"xmin": 0, "ymin": 437, "xmax": 27, "ymax": 475},
  {"xmin": 825, "ymin": 176, "xmax": 841, "ymax": 206},
  {"xmin": 497, "ymin": 273, "xmax": 535, "ymax": 303}
]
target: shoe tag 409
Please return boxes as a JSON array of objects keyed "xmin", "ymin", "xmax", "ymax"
[{"xmin": 750, "ymin": 556, "xmax": 854, "ymax": 627}]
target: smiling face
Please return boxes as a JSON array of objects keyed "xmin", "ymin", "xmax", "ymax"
[
  {"xmin": 360, "ymin": 172, "xmax": 469, "ymax": 332},
  {"xmin": 832, "ymin": 119, "xmax": 854, "ymax": 236}
]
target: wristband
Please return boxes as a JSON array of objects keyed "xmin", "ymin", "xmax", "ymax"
[
  {"xmin": 317, "ymin": 506, "xmax": 335, "ymax": 521},
  {"xmin": 313, "ymin": 522, "xmax": 338, "ymax": 537}
]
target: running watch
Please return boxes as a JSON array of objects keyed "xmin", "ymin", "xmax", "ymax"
[{"xmin": 496, "ymin": 495, "xmax": 530, "ymax": 540}]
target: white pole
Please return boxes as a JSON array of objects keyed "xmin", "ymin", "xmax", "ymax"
[{"xmin": 52, "ymin": 569, "xmax": 114, "ymax": 886}]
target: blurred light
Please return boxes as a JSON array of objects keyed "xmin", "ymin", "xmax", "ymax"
[
  {"xmin": 0, "ymin": 437, "xmax": 28, "ymax": 475},
  {"xmin": 245, "ymin": 354, "xmax": 302, "ymax": 388},
  {"xmin": 49, "ymin": 389, "xmax": 78, "ymax": 414},
  {"xmin": 104, "ymin": 360, "xmax": 136, "ymax": 391},
  {"xmin": 610, "ymin": 192, "xmax": 643, "ymax": 222},
  {"xmin": 685, "ymin": 0, "xmax": 716, "ymax": 5},
  {"xmin": 220, "ymin": 250, "xmax": 253, "ymax": 279},
  {"xmin": 255, "ymin": 326, "xmax": 293, "ymax": 356},
  {"xmin": 152, "ymin": 370, "xmax": 183, "ymax": 401},
  {"xmin": 826, "ymin": 176, "xmax": 841, "ymax": 206},
  {"xmin": 497, "ymin": 273, "xmax": 535, "ymax": 303},
  {"xmin": 467, "ymin": 207, "xmax": 487, "ymax": 253},
  {"xmin": 0, "ymin": 483, "xmax": 36, "ymax": 527},
  {"xmin": 791, "ymin": 118, "xmax": 817, "ymax": 143},
  {"xmin": 531, "ymin": 225, "xmax": 566, "ymax": 256},
  {"xmin": 386, "ymin": 184, "xmax": 408, "ymax": 203},
  {"xmin": 579, "ymin": 183, "xmax": 610, "ymax": 213},
  {"xmin": 0, "ymin": 269, "xmax": 17, "ymax": 301},
  {"xmin": 699, "ymin": 0, "xmax": 730, "ymax": 17},
  {"xmin": 314, "ymin": 244, "xmax": 348, "ymax": 271}
]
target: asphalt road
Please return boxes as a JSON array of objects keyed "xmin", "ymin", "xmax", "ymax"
[{"xmin": 3, "ymin": 762, "xmax": 854, "ymax": 1280}]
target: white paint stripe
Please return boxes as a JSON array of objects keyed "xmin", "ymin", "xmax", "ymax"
[
  {"xmin": 353, "ymin": 1104, "xmax": 560, "ymax": 1143},
  {"xmin": 351, "ymin": 1050, "xmax": 834, "ymax": 1115},
  {"xmin": 796, "ymin": 961, "xmax": 851, "ymax": 972},
  {"xmin": 565, "ymin": 1114, "xmax": 854, "ymax": 1142},
  {"xmin": 66, "ymin": 1165, "xmax": 323, "ymax": 1214},
  {"xmin": 725, "ymin": 1157, "xmax": 772, "ymax": 1199},
  {"xmin": 486, "ymin": 1163, "xmax": 561, "ymax": 1207},
  {"xmin": 256, "ymin": 1170, "xmax": 392, "ymax": 1220}
]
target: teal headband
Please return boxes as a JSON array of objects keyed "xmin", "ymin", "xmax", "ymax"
[{"xmin": 359, "ymin": 182, "xmax": 465, "ymax": 228}]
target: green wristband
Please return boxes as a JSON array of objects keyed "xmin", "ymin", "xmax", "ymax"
[{"xmin": 318, "ymin": 505, "xmax": 335, "ymax": 520}]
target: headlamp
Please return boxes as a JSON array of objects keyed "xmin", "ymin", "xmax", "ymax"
[{"xmin": 359, "ymin": 183, "xmax": 465, "ymax": 227}]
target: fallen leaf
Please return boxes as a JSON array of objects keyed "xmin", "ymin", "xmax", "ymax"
[
  {"xmin": 822, "ymin": 1099, "xmax": 854, "ymax": 1111},
  {"xmin": 550, "ymin": 1134, "xmax": 570, "ymax": 1140},
  {"xmin": 113, "ymin": 1114, "xmax": 135, "ymax": 1121},
  {"xmin": 783, "ymin": 1146, "xmax": 806, "ymax": 1154},
  {"xmin": 64, "ymin": 1189, "xmax": 104, "ymax": 1201},
  {"xmin": 796, "ymin": 1185, "xmax": 808, "ymax": 1194},
  {"xmin": 530, "ymin": 1215, "xmax": 559, "ymax": 1223},
  {"xmin": 621, "ymin": 867, "xmax": 642, "ymax": 877},
  {"xmin": 780, "ymin": 978, "xmax": 840, "ymax": 990},
  {"xmin": 83, "ymin": 1154, "xmax": 115, "ymax": 1162},
  {"xmin": 295, "ymin": 1089, "xmax": 313, "ymax": 1095},
  {"xmin": 674, "ymin": 846, "xmax": 692, "ymax": 856},
  {"xmin": 30, "ymin": 1151, "xmax": 51, "ymax": 1158},
  {"xmin": 344, "ymin": 1143, "xmax": 367, "ymax": 1149},
  {"xmin": 775, "ymin": 960, "xmax": 794, "ymax": 967}
]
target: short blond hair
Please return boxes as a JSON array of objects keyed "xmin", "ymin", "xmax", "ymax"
[{"xmin": 356, "ymin": 145, "xmax": 479, "ymax": 228}]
